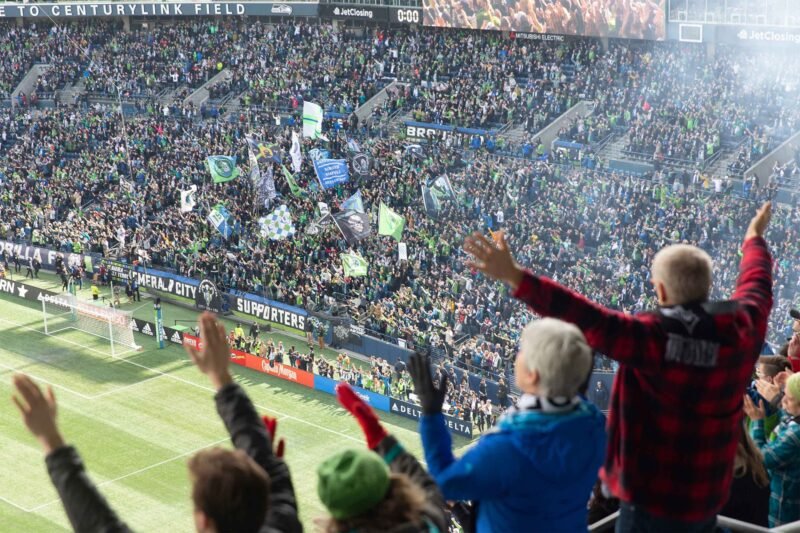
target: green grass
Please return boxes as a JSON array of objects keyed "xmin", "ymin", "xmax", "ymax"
[{"xmin": 0, "ymin": 281, "xmax": 471, "ymax": 531}]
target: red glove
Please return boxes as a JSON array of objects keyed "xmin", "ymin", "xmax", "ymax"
[
  {"xmin": 262, "ymin": 415, "xmax": 286, "ymax": 458},
  {"xmin": 336, "ymin": 382, "xmax": 387, "ymax": 449}
]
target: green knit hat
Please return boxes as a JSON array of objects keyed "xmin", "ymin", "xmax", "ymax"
[{"xmin": 317, "ymin": 448, "xmax": 391, "ymax": 520}]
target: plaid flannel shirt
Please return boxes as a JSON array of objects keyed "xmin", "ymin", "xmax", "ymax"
[
  {"xmin": 512, "ymin": 236, "xmax": 772, "ymax": 521},
  {"xmin": 752, "ymin": 416, "xmax": 800, "ymax": 526}
]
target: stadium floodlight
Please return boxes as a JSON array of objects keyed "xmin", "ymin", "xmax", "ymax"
[{"xmin": 41, "ymin": 293, "xmax": 140, "ymax": 357}]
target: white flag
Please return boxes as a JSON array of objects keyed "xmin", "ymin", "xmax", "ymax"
[
  {"xmin": 302, "ymin": 101, "xmax": 323, "ymax": 139},
  {"xmin": 290, "ymin": 131, "xmax": 303, "ymax": 174},
  {"xmin": 180, "ymin": 185, "xmax": 197, "ymax": 213},
  {"xmin": 398, "ymin": 242, "xmax": 408, "ymax": 262}
]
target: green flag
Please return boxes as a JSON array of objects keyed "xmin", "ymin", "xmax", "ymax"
[
  {"xmin": 341, "ymin": 252, "xmax": 368, "ymax": 277},
  {"xmin": 207, "ymin": 156, "xmax": 240, "ymax": 183},
  {"xmin": 281, "ymin": 165, "xmax": 305, "ymax": 197},
  {"xmin": 378, "ymin": 202, "xmax": 405, "ymax": 242}
]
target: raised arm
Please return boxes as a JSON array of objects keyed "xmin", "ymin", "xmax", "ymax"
[
  {"xmin": 12, "ymin": 374, "xmax": 131, "ymax": 533},
  {"xmin": 731, "ymin": 203, "xmax": 773, "ymax": 334},
  {"xmin": 186, "ymin": 313, "xmax": 301, "ymax": 533}
]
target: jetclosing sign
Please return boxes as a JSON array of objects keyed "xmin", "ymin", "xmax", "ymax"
[{"xmin": 0, "ymin": 2, "xmax": 319, "ymax": 19}]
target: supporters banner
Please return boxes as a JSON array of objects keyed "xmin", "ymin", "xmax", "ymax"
[
  {"xmin": 0, "ymin": 240, "xmax": 86, "ymax": 271},
  {"xmin": 313, "ymin": 159, "xmax": 350, "ymax": 190},
  {"xmin": 389, "ymin": 398, "xmax": 473, "ymax": 437},
  {"xmin": 233, "ymin": 294, "xmax": 306, "ymax": 333},
  {"xmin": 422, "ymin": 0, "xmax": 665, "ymax": 40},
  {"xmin": 0, "ymin": 2, "xmax": 320, "ymax": 19},
  {"xmin": 389, "ymin": 7, "xmax": 421, "ymax": 24}
]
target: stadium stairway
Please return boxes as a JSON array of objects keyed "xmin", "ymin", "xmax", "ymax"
[
  {"xmin": 57, "ymin": 76, "xmax": 87, "ymax": 106},
  {"xmin": 11, "ymin": 63, "xmax": 49, "ymax": 107},
  {"xmin": 353, "ymin": 79, "xmax": 402, "ymax": 124},
  {"xmin": 597, "ymin": 131, "xmax": 631, "ymax": 163},
  {"xmin": 183, "ymin": 68, "xmax": 231, "ymax": 109}
]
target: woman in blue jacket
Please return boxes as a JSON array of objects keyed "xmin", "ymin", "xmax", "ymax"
[{"xmin": 410, "ymin": 318, "xmax": 606, "ymax": 532}]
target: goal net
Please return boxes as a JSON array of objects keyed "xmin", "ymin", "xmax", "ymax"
[{"xmin": 41, "ymin": 294, "xmax": 139, "ymax": 356}]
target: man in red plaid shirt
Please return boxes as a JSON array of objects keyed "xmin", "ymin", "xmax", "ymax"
[{"xmin": 464, "ymin": 202, "xmax": 773, "ymax": 531}]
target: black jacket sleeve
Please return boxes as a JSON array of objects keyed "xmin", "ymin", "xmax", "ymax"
[
  {"xmin": 214, "ymin": 383, "xmax": 302, "ymax": 533},
  {"xmin": 45, "ymin": 446, "xmax": 132, "ymax": 533},
  {"xmin": 373, "ymin": 434, "xmax": 448, "ymax": 532}
]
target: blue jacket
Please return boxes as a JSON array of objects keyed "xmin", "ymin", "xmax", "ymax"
[{"xmin": 420, "ymin": 400, "xmax": 606, "ymax": 532}]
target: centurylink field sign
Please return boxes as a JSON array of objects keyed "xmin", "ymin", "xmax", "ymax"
[{"xmin": 0, "ymin": 2, "xmax": 319, "ymax": 19}]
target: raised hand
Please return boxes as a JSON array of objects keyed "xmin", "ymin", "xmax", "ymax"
[
  {"xmin": 743, "ymin": 394, "xmax": 766, "ymax": 421},
  {"xmin": 744, "ymin": 201, "xmax": 771, "ymax": 242},
  {"xmin": 184, "ymin": 312, "xmax": 233, "ymax": 390},
  {"xmin": 336, "ymin": 382, "xmax": 387, "ymax": 449},
  {"xmin": 408, "ymin": 352, "xmax": 448, "ymax": 415},
  {"xmin": 463, "ymin": 231, "xmax": 524, "ymax": 291},
  {"xmin": 12, "ymin": 374, "xmax": 65, "ymax": 454},
  {"xmin": 755, "ymin": 379, "xmax": 781, "ymax": 403}
]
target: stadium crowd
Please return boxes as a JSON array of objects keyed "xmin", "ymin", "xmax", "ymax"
[{"xmin": 2, "ymin": 14, "xmax": 800, "ymax": 533}]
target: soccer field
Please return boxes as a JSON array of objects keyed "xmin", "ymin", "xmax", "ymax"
[{"xmin": 0, "ymin": 280, "xmax": 469, "ymax": 531}]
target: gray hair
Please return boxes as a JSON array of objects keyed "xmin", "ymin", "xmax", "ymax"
[
  {"xmin": 519, "ymin": 318, "xmax": 592, "ymax": 397},
  {"xmin": 651, "ymin": 244, "xmax": 713, "ymax": 305}
]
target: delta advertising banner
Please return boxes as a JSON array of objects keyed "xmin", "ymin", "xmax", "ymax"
[
  {"xmin": 423, "ymin": 0, "xmax": 666, "ymax": 40},
  {"xmin": 0, "ymin": 2, "xmax": 318, "ymax": 19},
  {"xmin": 390, "ymin": 398, "xmax": 473, "ymax": 438}
]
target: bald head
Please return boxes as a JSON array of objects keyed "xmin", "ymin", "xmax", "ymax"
[{"xmin": 651, "ymin": 244, "xmax": 713, "ymax": 306}]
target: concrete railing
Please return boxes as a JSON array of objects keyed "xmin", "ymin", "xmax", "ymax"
[
  {"xmin": 536, "ymin": 100, "xmax": 594, "ymax": 150},
  {"xmin": 744, "ymin": 129, "xmax": 800, "ymax": 187},
  {"xmin": 183, "ymin": 68, "xmax": 231, "ymax": 108}
]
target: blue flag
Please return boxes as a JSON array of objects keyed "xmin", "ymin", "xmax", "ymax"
[
  {"xmin": 207, "ymin": 204, "xmax": 233, "ymax": 239},
  {"xmin": 341, "ymin": 190, "xmax": 365, "ymax": 213},
  {"xmin": 313, "ymin": 159, "xmax": 350, "ymax": 189}
]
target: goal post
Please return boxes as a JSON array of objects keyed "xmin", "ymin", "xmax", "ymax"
[{"xmin": 41, "ymin": 294, "xmax": 139, "ymax": 356}]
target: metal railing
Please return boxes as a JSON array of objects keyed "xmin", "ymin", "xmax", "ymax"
[{"xmin": 590, "ymin": 511, "xmax": 800, "ymax": 532}]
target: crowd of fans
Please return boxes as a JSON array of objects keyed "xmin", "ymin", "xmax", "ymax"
[{"xmin": 1, "ymin": 14, "xmax": 800, "ymax": 533}]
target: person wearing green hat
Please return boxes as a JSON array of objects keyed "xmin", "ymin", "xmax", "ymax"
[
  {"xmin": 316, "ymin": 382, "xmax": 448, "ymax": 532},
  {"xmin": 746, "ymin": 372, "xmax": 800, "ymax": 526}
]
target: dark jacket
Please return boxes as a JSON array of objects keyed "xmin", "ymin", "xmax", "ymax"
[
  {"xmin": 215, "ymin": 382, "xmax": 302, "ymax": 533},
  {"xmin": 373, "ymin": 434, "xmax": 448, "ymax": 532},
  {"xmin": 44, "ymin": 383, "xmax": 302, "ymax": 533}
]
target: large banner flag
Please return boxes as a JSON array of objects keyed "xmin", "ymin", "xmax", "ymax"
[
  {"xmin": 421, "ymin": 184, "xmax": 441, "ymax": 217},
  {"xmin": 207, "ymin": 204, "xmax": 233, "ymax": 239},
  {"xmin": 341, "ymin": 251, "xmax": 368, "ymax": 277},
  {"xmin": 350, "ymin": 152, "xmax": 371, "ymax": 178},
  {"xmin": 378, "ymin": 202, "xmax": 405, "ymax": 242},
  {"xmin": 332, "ymin": 210, "xmax": 372, "ymax": 245},
  {"xmin": 180, "ymin": 185, "xmax": 198, "ymax": 213},
  {"xmin": 405, "ymin": 144, "xmax": 424, "ymax": 160},
  {"xmin": 341, "ymin": 190, "xmax": 365, "ymax": 213},
  {"xmin": 313, "ymin": 159, "xmax": 350, "ymax": 189},
  {"xmin": 246, "ymin": 135, "xmax": 282, "ymax": 165},
  {"xmin": 207, "ymin": 156, "xmax": 240, "ymax": 183},
  {"xmin": 259, "ymin": 204, "xmax": 296, "ymax": 241},
  {"xmin": 256, "ymin": 163, "xmax": 277, "ymax": 208},
  {"xmin": 281, "ymin": 165, "xmax": 305, "ymax": 198},
  {"xmin": 302, "ymin": 101, "xmax": 324, "ymax": 140},
  {"xmin": 431, "ymin": 175, "xmax": 457, "ymax": 202},
  {"xmin": 308, "ymin": 148, "xmax": 330, "ymax": 162},
  {"xmin": 290, "ymin": 131, "xmax": 303, "ymax": 174}
]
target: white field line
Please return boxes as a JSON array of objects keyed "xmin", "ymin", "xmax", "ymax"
[
  {"xmin": 0, "ymin": 316, "xmax": 364, "ymax": 442},
  {"xmin": 26, "ymin": 437, "xmax": 231, "ymax": 512}
]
